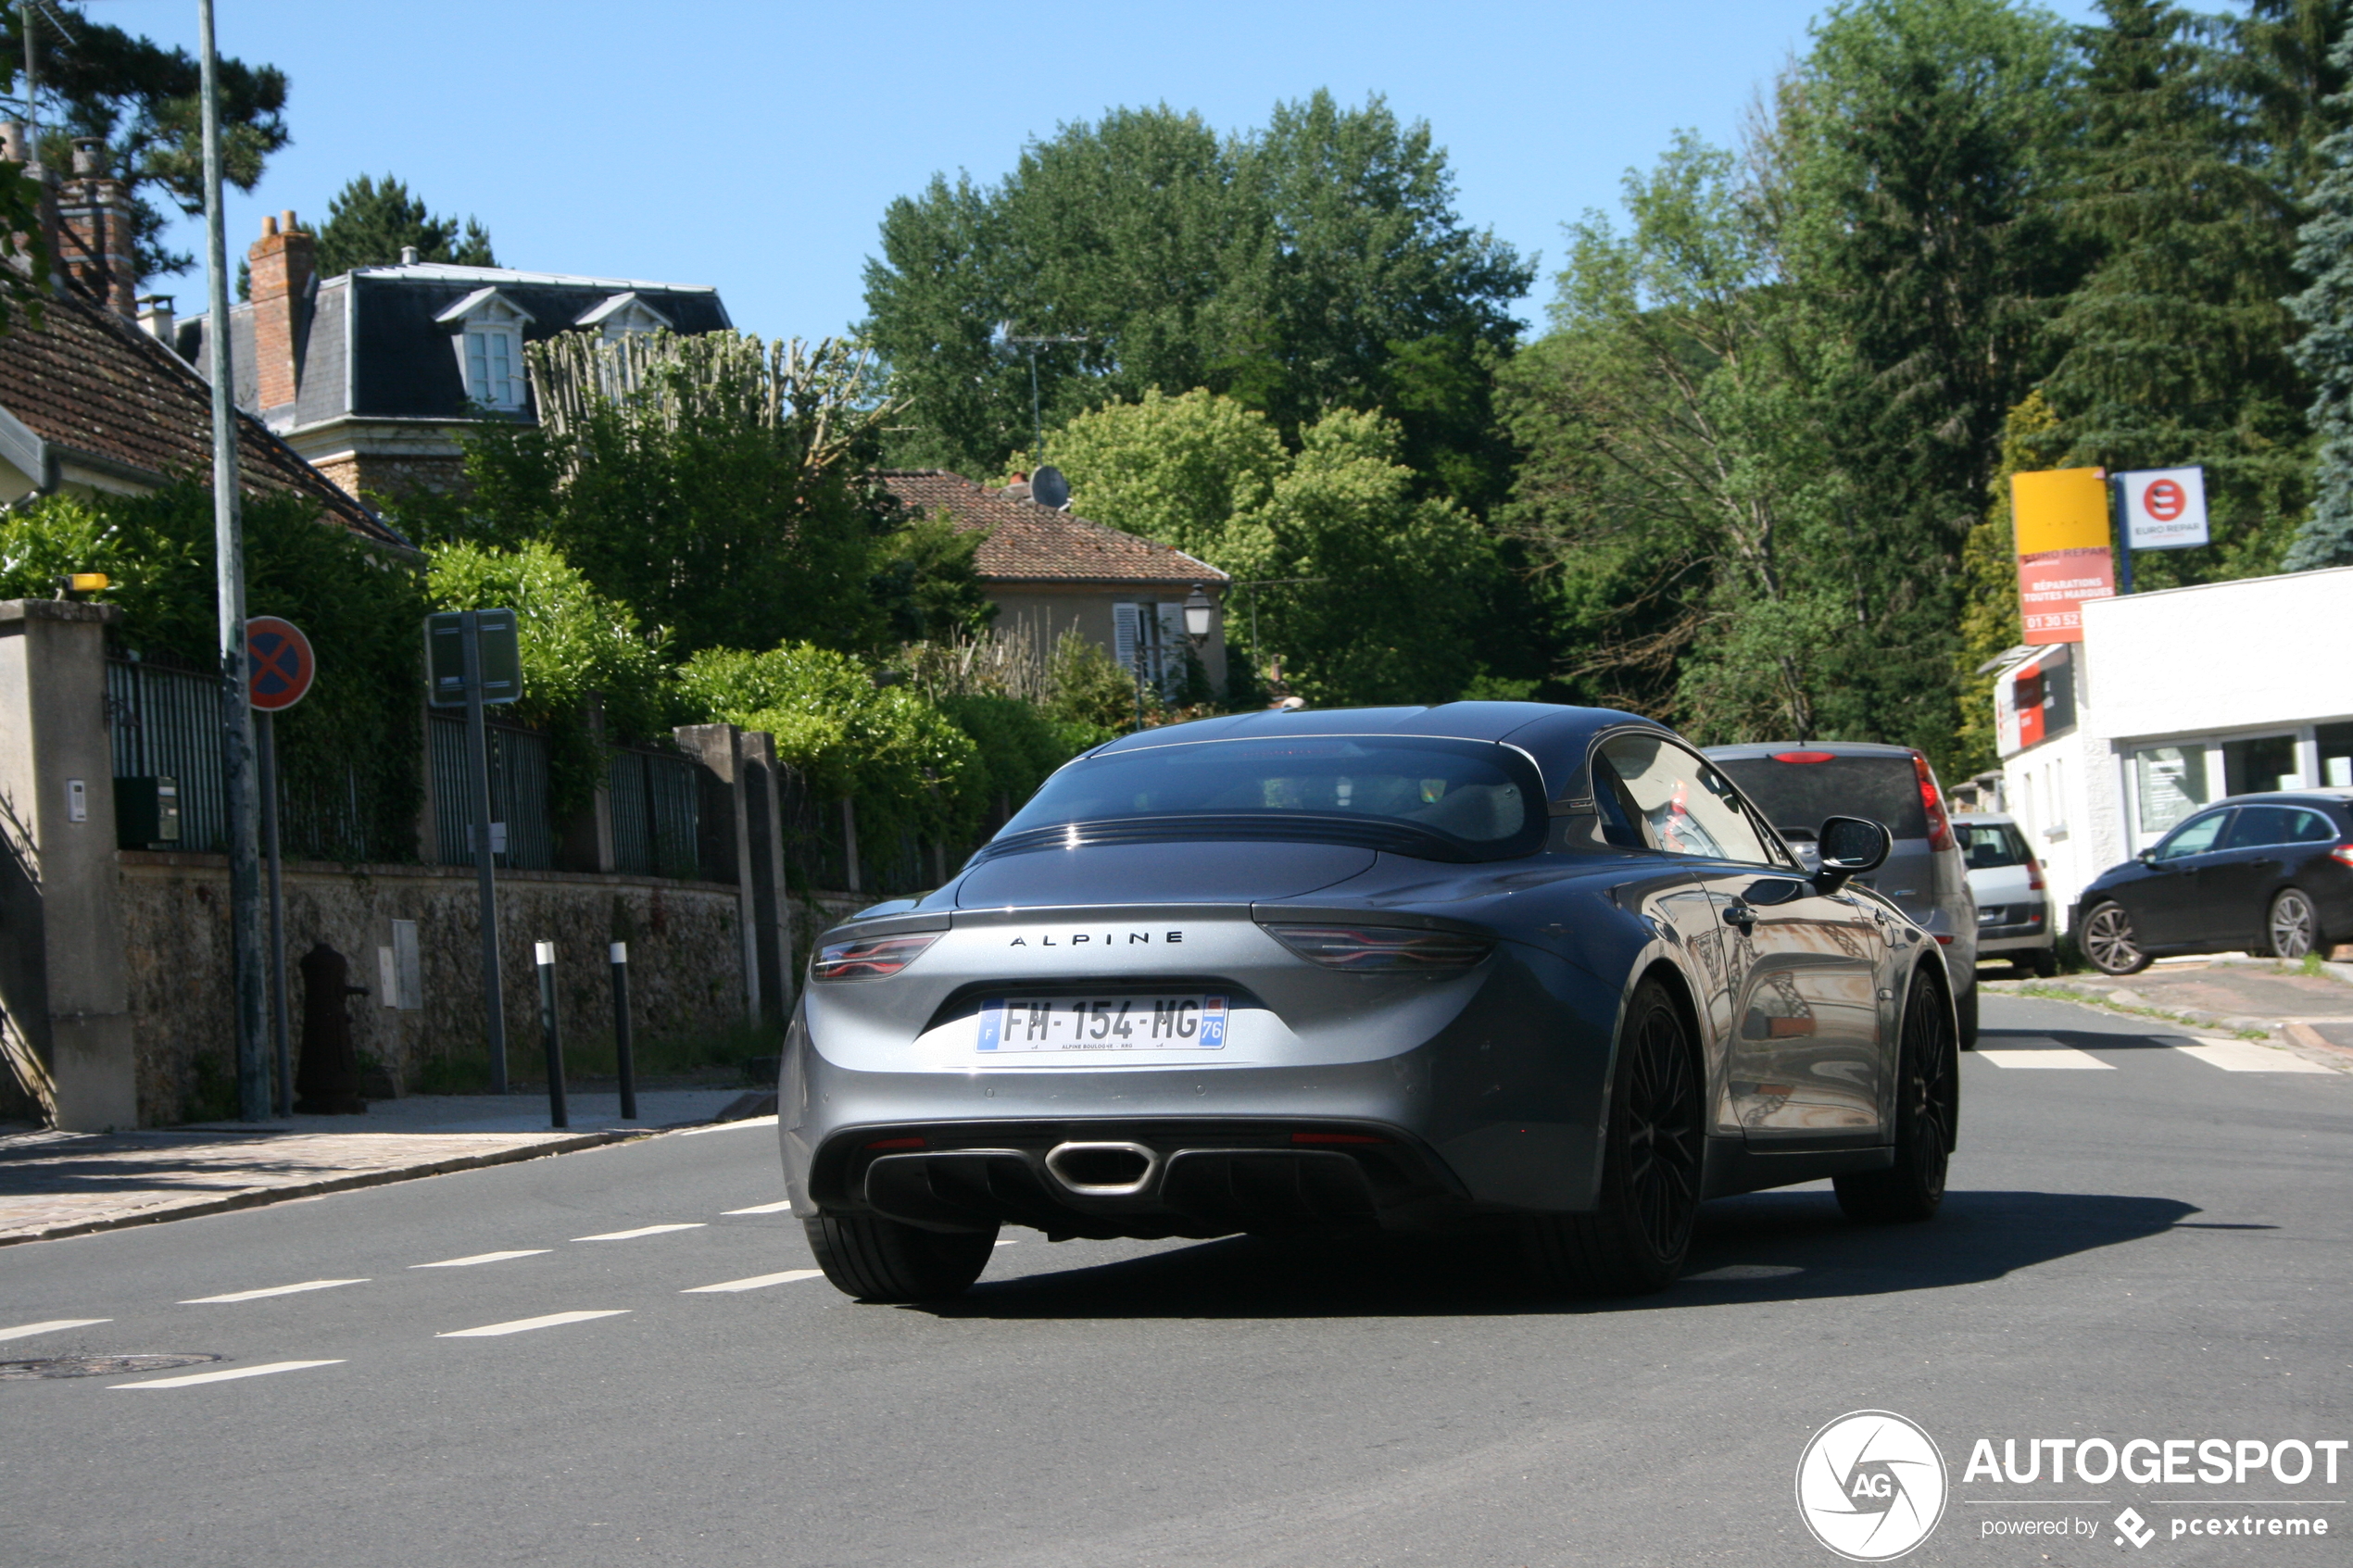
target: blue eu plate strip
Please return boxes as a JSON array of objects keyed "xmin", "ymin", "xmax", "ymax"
[{"xmin": 976, "ymin": 998, "xmax": 1005, "ymax": 1052}]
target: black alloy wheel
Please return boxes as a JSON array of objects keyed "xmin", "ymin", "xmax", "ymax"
[
  {"xmin": 804, "ymin": 1212, "xmax": 1000, "ymax": 1303},
  {"xmin": 1524, "ymin": 977, "xmax": 1704, "ymax": 1296},
  {"xmin": 1833, "ymin": 972, "xmax": 1956, "ymax": 1223},
  {"xmin": 2081, "ymin": 902, "xmax": 2151, "ymax": 976},
  {"xmin": 2269, "ymin": 888, "xmax": 2322, "ymax": 961}
]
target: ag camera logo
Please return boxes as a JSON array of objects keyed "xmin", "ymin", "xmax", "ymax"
[{"xmin": 1796, "ymin": 1411, "xmax": 1949, "ymax": 1561}]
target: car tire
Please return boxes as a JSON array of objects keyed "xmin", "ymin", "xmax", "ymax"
[
  {"xmin": 1833, "ymin": 971, "xmax": 1957, "ymax": 1223},
  {"xmin": 803, "ymin": 1213, "xmax": 999, "ymax": 1303},
  {"xmin": 2081, "ymin": 902, "xmax": 2151, "ymax": 975},
  {"xmin": 1956, "ymin": 982, "xmax": 1979, "ymax": 1051},
  {"xmin": 2269, "ymin": 888, "xmax": 2322, "ymax": 961},
  {"xmin": 1522, "ymin": 976, "xmax": 1703, "ymax": 1297},
  {"xmin": 2027, "ymin": 948, "xmax": 2058, "ymax": 979}
]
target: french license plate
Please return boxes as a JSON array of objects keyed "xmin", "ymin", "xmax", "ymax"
[{"xmin": 977, "ymin": 996, "xmax": 1230, "ymax": 1052}]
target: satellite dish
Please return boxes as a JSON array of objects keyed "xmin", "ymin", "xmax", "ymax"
[{"xmin": 1030, "ymin": 465, "xmax": 1071, "ymax": 509}]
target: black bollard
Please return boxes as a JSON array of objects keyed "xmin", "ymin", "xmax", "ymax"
[
  {"xmin": 609, "ymin": 941, "xmax": 636, "ymax": 1122},
  {"xmin": 294, "ymin": 943, "xmax": 370, "ymax": 1115},
  {"xmin": 535, "ymin": 941, "xmax": 568, "ymax": 1129}
]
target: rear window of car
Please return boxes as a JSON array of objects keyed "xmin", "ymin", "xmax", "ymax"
[
  {"xmin": 999, "ymin": 735, "xmax": 1542, "ymax": 859},
  {"xmin": 2223, "ymin": 805, "xmax": 2342, "ymax": 849},
  {"xmin": 1957, "ymin": 822, "xmax": 2025, "ymax": 869},
  {"xmin": 1711, "ymin": 753, "xmax": 1931, "ymax": 841}
]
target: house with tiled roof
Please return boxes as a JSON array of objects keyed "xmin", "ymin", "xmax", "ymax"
[
  {"xmin": 881, "ymin": 470, "xmax": 1229, "ymax": 693},
  {"xmin": 0, "ymin": 278, "xmax": 402, "ymax": 547},
  {"xmin": 182, "ymin": 212, "xmax": 733, "ymax": 501}
]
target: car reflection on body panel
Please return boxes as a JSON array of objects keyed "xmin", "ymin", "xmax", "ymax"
[{"xmin": 781, "ymin": 702, "xmax": 1962, "ymax": 1304}]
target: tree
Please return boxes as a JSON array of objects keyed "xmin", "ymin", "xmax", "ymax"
[
  {"xmin": 862, "ymin": 93, "xmax": 1530, "ymax": 514},
  {"xmin": 313, "ymin": 173, "xmax": 494, "ymax": 276},
  {"xmin": 2038, "ymin": 0, "xmax": 2309, "ymax": 587},
  {"xmin": 2, "ymin": 3, "xmax": 288, "ymax": 280},
  {"xmin": 2287, "ymin": 14, "xmax": 2353, "ymax": 568}
]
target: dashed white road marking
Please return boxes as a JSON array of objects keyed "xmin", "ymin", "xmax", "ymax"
[
  {"xmin": 180, "ymin": 1279, "xmax": 368, "ymax": 1304},
  {"xmin": 682, "ymin": 1115, "xmax": 778, "ymax": 1136},
  {"xmin": 994, "ymin": 1238, "xmax": 1019, "ymax": 1247},
  {"xmin": 0, "ymin": 1318, "xmax": 109, "ymax": 1342},
  {"xmin": 410, "ymin": 1250, "xmax": 552, "ymax": 1269},
  {"xmin": 723, "ymin": 1200, "xmax": 794, "ymax": 1215},
  {"xmin": 573, "ymin": 1223, "xmax": 706, "ymax": 1241},
  {"xmin": 2174, "ymin": 1040, "xmax": 2334, "ymax": 1073},
  {"xmin": 1977, "ymin": 1047, "xmax": 2115, "ymax": 1070},
  {"xmin": 112, "ymin": 1360, "xmax": 344, "ymax": 1389},
  {"xmin": 680, "ymin": 1270, "xmax": 823, "ymax": 1294},
  {"xmin": 437, "ymin": 1310, "xmax": 631, "ymax": 1338}
]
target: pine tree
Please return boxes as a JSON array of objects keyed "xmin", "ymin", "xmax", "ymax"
[
  {"xmin": 2285, "ymin": 18, "xmax": 2353, "ymax": 568},
  {"xmin": 2040, "ymin": 0, "xmax": 2309, "ymax": 586},
  {"xmin": 313, "ymin": 174, "xmax": 495, "ymax": 276}
]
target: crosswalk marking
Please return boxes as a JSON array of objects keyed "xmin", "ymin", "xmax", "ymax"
[
  {"xmin": 437, "ymin": 1310, "xmax": 631, "ymax": 1338},
  {"xmin": 573, "ymin": 1223, "xmax": 706, "ymax": 1241},
  {"xmin": 722, "ymin": 1200, "xmax": 794, "ymax": 1215},
  {"xmin": 1978, "ymin": 1047, "xmax": 2114, "ymax": 1070},
  {"xmin": 180, "ymin": 1279, "xmax": 368, "ymax": 1304},
  {"xmin": 2172, "ymin": 1040, "xmax": 2334, "ymax": 1073},
  {"xmin": 680, "ymin": 1270, "xmax": 823, "ymax": 1294},
  {"xmin": 410, "ymin": 1250, "xmax": 552, "ymax": 1269},
  {"xmin": 111, "ymin": 1360, "xmax": 344, "ymax": 1389},
  {"xmin": 0, "ymin": 1318, "xmax": 109, "ymax": 1342}
]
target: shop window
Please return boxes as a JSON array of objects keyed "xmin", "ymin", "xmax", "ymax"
[
  {"xmin": 2133, "ymin": 745, "xmax": 2208, "ymax": 838},
  {"xmin": 2319, "ymin": 721, "xmax": 2353, "ymax": 789},
  {"xmin": 2222, "ymin": 734, "xmax": 2301, "ymax": 797}
]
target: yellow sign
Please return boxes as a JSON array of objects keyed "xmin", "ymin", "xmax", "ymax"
[{"xmin": 2011, "ymin": 468, "xmax": 2110, "ymax": 555}]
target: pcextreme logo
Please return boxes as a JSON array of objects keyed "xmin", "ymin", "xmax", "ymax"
[{"xmin": 1796, "ymin": 1410, "xmax": 1950, "ymax": 1562}]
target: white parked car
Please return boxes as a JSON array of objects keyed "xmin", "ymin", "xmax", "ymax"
[{"xmin": 1954, "ymin": 812, "xmax": 2056, "ymax": 977}]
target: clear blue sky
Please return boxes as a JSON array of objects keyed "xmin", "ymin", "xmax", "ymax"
[{"xmin": 107, "ymin": 0, "xmax": 2099, "ymax": 342}]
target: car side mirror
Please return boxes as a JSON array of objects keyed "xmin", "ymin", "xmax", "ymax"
[
  {"xmin": 1812, "ymin": 815, "xmax": 1892, "ymax": 895},
  {"xmin": 2136, "ymin": 848, "xmax": 2158, "ymax": 866}
]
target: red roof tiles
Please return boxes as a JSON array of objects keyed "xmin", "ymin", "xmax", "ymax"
[{"xmin": 880, "ymin": 470, "xmax": 1226, "ymax": 587}]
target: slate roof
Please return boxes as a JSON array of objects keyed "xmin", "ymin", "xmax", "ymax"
[
  {"xmin": 183, "ymin": 262, "xmax": 733, "ymax": 426},
  {"xmin": 0, "ymin": 289, "xmax": 404, "ymax": 546},
  {"xmin": 879, "ymin": 470, "xmax": 1227, "ymax": 587}
]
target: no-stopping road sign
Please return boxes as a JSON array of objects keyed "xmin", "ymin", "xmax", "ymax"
[{"xmin": 245, "ymin": 616, "xmax": 316, "ymax": 712}]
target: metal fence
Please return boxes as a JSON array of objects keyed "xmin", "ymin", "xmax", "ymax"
[
  {"xmin": 428, "ymin": 713, "xmax": 556, "ymax": 871},
  {"xmin": 608, "ymin": 745, "xmax": 700, "ymax": 879},
  {"xmin": 106, "ymin": 655, "xmax": 226, "ymax": 850}
]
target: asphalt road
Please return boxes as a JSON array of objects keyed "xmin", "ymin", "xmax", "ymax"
[{"xmin": 4, "ymin": 994, "xmax": 2347, "ymax": 1568}]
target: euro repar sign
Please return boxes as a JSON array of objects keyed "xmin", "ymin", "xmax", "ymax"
[{"xmin": 2120, "ymin": 466, "xmax": 2209, "ymax": 550}]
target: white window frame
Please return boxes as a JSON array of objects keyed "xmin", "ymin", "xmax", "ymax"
[{"xmin": 434, "ymin": 287, "xmax": 535, "ymax": 411}]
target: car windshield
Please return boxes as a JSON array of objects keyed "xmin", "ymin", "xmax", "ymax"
[
  {"xmin": 1711, "ymin": 754, "xmax": 1931, "ymax": 840},
  {"xmin": 1957, "ymin": 823, "xmax": 2025, "ymax": 870},
  {"xmin": 997, "ymin": 735, "xmax": 1541, "ymax": 859}
]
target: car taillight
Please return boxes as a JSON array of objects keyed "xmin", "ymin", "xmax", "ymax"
[
  {"xmin": 2025, "ymin": 851, "xmax": 2045, "ymax": 891},
  {"xmin": 1770, "ymin": 750, "xmax": 1839, "ymax": 764},
  {"xmin": 1911, "ymin": 751, "xmax": 1956, "ymax": 854},
  {"xmin": 1262, "ymin": 923, "xmax": 1492, "ymax": 973},
  {"xmin": 812, "ymin": 932, "xmax": 939, "ymax": 981},
  {"xmin": 2334, "ymin": 843, "xmax": 2353, "ymax": 870}
]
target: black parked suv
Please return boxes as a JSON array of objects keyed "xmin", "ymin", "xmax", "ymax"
[{"xmin": 2074, "ymin": 790, "xmax": 2353, "ymax": 974}]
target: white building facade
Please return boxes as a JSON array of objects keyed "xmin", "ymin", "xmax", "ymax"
[{"xmin": 1994, "ymin": 564, "xmax": 2353, "ymax": 926}]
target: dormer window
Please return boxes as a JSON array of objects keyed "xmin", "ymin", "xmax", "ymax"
[
  {"xmin": 434, "ymin": 287, "xmax": 535, "ymax": 409},
  {"xmin": 573, "ymin": 290, "xmax": 674, "ymax": 344}
]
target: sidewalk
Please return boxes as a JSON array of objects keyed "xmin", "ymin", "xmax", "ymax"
[
  {"xmin": 0, "ymin": 1088, "xmax": 761, "ymax": 1247},
  {"xmin": 1982, "ymin": 955, "xmax": 2353, "ymax": 1065}
]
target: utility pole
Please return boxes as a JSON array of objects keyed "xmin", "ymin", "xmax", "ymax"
[{"xmin": 199, "ymin": 0, "xmax": 267, "ymax": 1120}]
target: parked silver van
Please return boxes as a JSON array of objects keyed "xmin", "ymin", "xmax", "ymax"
[{"xmin": 1705, "ymin": 741, "xmax": 1981, "ymax": 1047}]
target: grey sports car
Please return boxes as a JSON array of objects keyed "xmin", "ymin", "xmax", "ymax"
[{"xmin": 780, "ymin": 703, "xmax": 1960, "ymax": 1302}]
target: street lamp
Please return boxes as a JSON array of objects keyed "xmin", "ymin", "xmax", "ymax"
[{"xmin": 1183, "ymin": 584, "xmax": 1214, "ymax": 647}]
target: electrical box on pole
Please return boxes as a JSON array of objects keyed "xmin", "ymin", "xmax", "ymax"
[{"xmin": 425, "ymin": 609, "xmax": 522, "ymax": 1090}]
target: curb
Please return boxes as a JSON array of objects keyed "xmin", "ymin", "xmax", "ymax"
[{"xmin": 0, "ymin": 1126, "xmax": 656, "ymax": 1248}]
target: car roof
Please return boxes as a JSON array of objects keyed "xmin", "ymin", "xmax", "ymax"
[
  {"xmin": 1087, "ymin": 701, "xmax": 1674, "ymax": 804},
  {"xmin": 1700, "ymin": 740, "xmax": 1920, "ymax": 760},
  {"xmin": 2216, "ymin": 790, "xmax": 2353, "ymax": 809},
  {"xmin": 1952, "ymin": 811, "xmax": 2018, "ymax": 825}
]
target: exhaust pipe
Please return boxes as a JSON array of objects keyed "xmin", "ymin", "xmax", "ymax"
[{"xmin": 1044, "ymin": 1141, "xmax": 1159, "ymax": 1197}]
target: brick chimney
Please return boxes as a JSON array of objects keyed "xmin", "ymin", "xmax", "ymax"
[
  {"xmin": 247, "ymin": 209, "xmax": 315, "ymax": 413},
  {"xmin": 55, "ymin": 136, "xmax": 137, "ymax": 316}
]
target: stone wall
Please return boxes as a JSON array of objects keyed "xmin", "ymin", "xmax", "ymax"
[{"xmin": 116, "ymin": 852, "xmax": 831, "ymax": 1126}]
